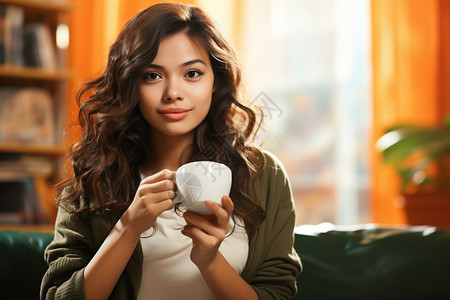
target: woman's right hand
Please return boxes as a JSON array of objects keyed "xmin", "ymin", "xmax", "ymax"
[
  {"xmin": 84, "ymin": 169, "xmax": 176, "ymax": 300},
  {"xmin": 123, "ymin": 169, "xmax": 176, "ymax": 236}
]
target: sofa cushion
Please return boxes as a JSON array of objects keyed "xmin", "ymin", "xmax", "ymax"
[{"xmin": 293, "ymin": 223, "xmax": 450, "ymax": 299}]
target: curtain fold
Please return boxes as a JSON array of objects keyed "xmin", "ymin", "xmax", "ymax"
[{"xmin": 371, "ymin": 0, "xmax": 449, "ymax": 225}]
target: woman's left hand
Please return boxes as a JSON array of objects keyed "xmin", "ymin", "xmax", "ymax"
[{"xmin": 182, "ymin": 195, "xmax": 234, "ymax": 269}]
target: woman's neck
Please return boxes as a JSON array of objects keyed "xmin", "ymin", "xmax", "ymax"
[{"xmin": 144, "ymin": 131, "xmax": 195, "ymax": 173}]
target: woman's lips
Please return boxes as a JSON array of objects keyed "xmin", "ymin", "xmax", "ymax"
[{"xmin": 159, "ymin": 108, "xmax": 191, "ymax": 120}]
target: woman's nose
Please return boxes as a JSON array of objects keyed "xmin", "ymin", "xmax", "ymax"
[{"xmin": 164, "ymin": 78, "xmax": 184, "ymax": 101}]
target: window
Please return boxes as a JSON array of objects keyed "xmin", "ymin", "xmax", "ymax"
[{"xmin": 200, "ymin": 0, "xmax": 371, "ymax": 225}]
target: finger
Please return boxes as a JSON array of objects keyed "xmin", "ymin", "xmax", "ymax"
[
  {"xmin": 182, "ymin": 224, "xmax": 213, "ymax": 241},
  {"xmin": 135, "ymin": 181, "xmax": 176, "ymax": 204},
  {"xmin": 204, "ymin": 197, "xmax": 232, "ymax": 228},
  {"xmin": 204, "ymin": 200, "xmax": 227, "ymax": 221},
  {"xmin": 183, "ymin": 212, "xmax": 212, "ymax": 232},
  {"xmin": 147, "ymin": 198, "xmax": 174, "ymax": 215},
  {"xmin": 181, "ymin": 224, "xmax": 195, "ymax": 239},
  {"xmin": 140, "ymin": 189, "xmax": 176, "ymax": 204},
  {"xmin": 183, "ymin": 211, "xmax": 227, "ymax": 237},
  {"xmin": 203, "ymin": 196, "xmax": 233, "ymax": 216},
  {"xmin": 221, "ymin": 195, "xmax": 234, "ymax": 216},
  {"xmin": 141, "ymin": 169, "xmax": 175, "ymax": 184},
  {"xmin": 140, "ymin": 179, "xmax": 176, "ymax": 194},
  {"xmin": 183, "ymin": 211, "xmax": 209, "ymax": 227}
]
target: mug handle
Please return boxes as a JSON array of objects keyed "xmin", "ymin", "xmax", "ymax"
[
  {"xmin": 172, "ymin": 173, "xmax": 182, "ymax": 204},
  {"xmin": 172, "ymin": 172, "xmax": 197, "ymax": 207}
]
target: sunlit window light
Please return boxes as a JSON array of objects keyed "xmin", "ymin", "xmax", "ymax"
[{"xmin": 56, "ymin": 24, "xmax": 69, "ymax": 49}]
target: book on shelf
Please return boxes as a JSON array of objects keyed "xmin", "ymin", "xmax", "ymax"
[
  {"xmin": 0, "ymin": 177, "xmax": 48, "ymax": 224},
  {"xmin": 0, "ymin": 4, "xmax": 57, "ymax": 69},
  {"xmin": 0, "ymin": 87, "xmax": 56, "ymax": 144},
  {"xmin": 24, "ymin": 22, "xmax": 57, "ymax": 69},
  {"xmin": 0, "ymin": 153, "xmax": 57, "ymax": 224},
  {"xmin": 0, "ymin": 153, "xmax": 54, "ymax": 181},
  {"xmin": 0, "ymin": 4, "xmax": 24, "ymax": 66}
]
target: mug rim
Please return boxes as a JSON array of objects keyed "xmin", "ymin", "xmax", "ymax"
[{"xmin": 177, "ymin": 160, "xmax": 230, "ymax": 171}]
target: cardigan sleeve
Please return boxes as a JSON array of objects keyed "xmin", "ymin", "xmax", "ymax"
[
  {"xmin": 40, "ymin": 203, "xmax": 94, "ymax": 300},
  {"xmin": 41, "ymin": 201, "xmax": 143, "ymax": 300},
  {"xmin": 241, "ymin": 151, "xmax": 302, "ymax": 300}
]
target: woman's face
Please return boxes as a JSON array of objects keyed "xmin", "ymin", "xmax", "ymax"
[{"xmin": 138, "ymin": 32, "xmax": 214, "ymax": 139}]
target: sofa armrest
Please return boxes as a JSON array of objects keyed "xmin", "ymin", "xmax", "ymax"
[{"xmin": 0, "ymin": 230, "xmax": 54, "ymax": 299}]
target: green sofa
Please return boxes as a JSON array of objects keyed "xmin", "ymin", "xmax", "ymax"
[
  {"xmin": 293, "ymin": 224, "xmax": 450, "ymax": 299},
  {"xmin": 1, "ymin": 224, "xmax": 449, "ymax": 299}
]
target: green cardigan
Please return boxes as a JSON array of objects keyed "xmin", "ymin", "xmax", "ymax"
[{"xmin": 40, "ymin": 151, "xmax": 302, "ymax": 300}]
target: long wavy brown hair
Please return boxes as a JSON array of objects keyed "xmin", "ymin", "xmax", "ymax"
[{"xmin": 60, "ymin": 3, "xmax": 266, "ymax": 231}]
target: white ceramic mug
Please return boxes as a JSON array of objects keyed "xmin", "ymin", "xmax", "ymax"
[{"xmin": 173, "ymin": 161, "xmax": 232, "ymax": 214}]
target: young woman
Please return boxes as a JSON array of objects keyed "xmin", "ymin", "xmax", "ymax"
[{"xmin": 40, "ymin": 3, "xmax": 301, "ymax": 300}]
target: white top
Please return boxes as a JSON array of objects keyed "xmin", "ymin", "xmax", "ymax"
[{"xmin": 137, "ymin": 207, "xmax": 249, "ymax": 300}]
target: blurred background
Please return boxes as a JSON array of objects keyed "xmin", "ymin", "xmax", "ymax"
[{"xmin": 0, "ymin": 0, "xmax": 449, "ymax": 229}]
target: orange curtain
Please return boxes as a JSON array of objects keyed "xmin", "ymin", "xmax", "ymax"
[{"xmin": 371, "ymin": 0, "xmax": 450, "ymax": 225}]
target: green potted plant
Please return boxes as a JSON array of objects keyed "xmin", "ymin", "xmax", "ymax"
[
  {"xmin": 376, "ymin": 115, "xmax": 450, "ymax": 228},
  {"xmin": 377, "ymin": 115, "xmax": 450, "ymax": 192}
]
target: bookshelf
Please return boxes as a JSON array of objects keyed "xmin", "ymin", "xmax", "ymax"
[
  {"xmin": 1, "ymin": 0, "xmax": 74, "ymax": 11},
  {"xmin": 0, "ymin": 64, "xmax": 73, "ymax": 80},
  {"xmin": 0, "ymin": 0, "xmax": 73, "ymax": 227},
  {"xmin": 0, "ymin": 141, "xmax": 66, "ymax": 155}
]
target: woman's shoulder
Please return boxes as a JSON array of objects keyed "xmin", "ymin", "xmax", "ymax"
[
  {"xmin": 248, "ymin": 149, "xmax": 289, "ymax": 185},
  {"xmin": 259, "ymin": 149, "xmax": 288, "ymax": 175},
  {"xmin": 261, "ymin": 149, "xmax": 282, "ymax": 166},
  {"xmin": 251, "ymin": 149, "xmax": 294, "ymax": 211}
]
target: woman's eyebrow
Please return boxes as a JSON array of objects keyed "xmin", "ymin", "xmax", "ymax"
[
  {"xmin": 181, "ymin": 59, "xmax": 207, "ymax": 67},
  {"xmin": 146, "ymin": 63, "xmax": 165, "ymax": 70},
  {"xmin": 146, "ymin": 59, "xmax": 206, "ymax": 70}
]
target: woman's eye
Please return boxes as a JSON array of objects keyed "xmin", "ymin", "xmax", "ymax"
[
  {"xmin": 144, "ymin": 72, "xmax": 161, "ymax": 81},
  {"xmin": 186, "ymin": 70, "xmax": 203, "ymax": 79}
]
